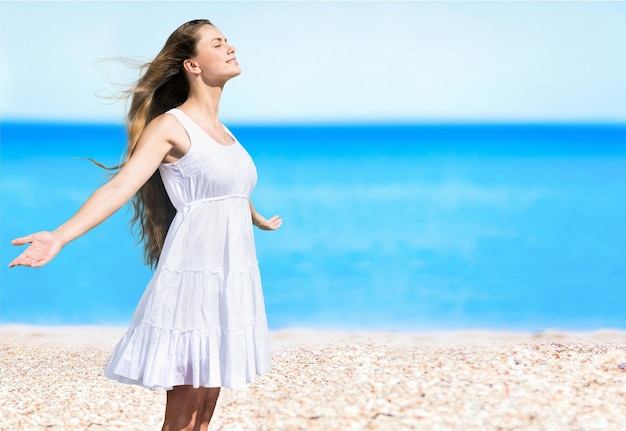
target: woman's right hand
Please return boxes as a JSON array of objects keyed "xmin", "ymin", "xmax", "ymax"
[{"xmin": 9, "ymin": 231, "xmax": 64, "ymax": 268}]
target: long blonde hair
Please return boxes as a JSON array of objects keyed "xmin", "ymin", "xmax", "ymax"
[{"xmin": 125, "ymin": 19, "xmax": 212, "ymax": 267}]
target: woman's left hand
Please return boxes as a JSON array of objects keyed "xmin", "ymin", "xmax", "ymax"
[
  {"xmin": 255, "ymin": 214, "xmax": 283, "ymax": 231},
  {"xmin": 249, "ymin": 200, "xmax": 282, "ymax": 231}
]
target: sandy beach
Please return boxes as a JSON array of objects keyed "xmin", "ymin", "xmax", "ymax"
[{"xmin": 1, "ymin": 325, "xmax": 625, "ymax": 430}]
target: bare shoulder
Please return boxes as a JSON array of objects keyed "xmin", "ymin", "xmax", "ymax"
[
  {"xmin": 142, "ymin": 112, "xmax": 187, "ymax": 145},
  {"xmin": 136, "ymin": 111, "xmax": 190, "ymax": 163}
]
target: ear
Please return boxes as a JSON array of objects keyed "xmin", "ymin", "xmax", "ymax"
[{"xmin": 183, "ymin": 58, "xmax": 201, "ymax": 74}]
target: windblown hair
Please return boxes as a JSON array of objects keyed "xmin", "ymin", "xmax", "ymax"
[{"xmin": 125, "ymin": 19, "xmax": 213, "ymax": 267}]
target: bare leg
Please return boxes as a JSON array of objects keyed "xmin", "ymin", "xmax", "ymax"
[
  {"xmin": 198, "ymin": 387, "xmax": 221, "ymax": 428},
  {"xmin": 161, "ymin": 385, "xmax": 221, "ymax": 431}
]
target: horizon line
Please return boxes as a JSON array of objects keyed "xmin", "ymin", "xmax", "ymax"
[{"xmin": 2, "ymin": 119, "xmax": 626, "ymax": 128}]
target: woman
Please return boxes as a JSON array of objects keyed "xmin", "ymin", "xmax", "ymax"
[{"xmin": 9, "ymin": 19, "xmax": 281, "ymax": 430}]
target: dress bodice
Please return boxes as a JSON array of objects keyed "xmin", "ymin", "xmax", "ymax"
[{"xmin": 158, "ymin": 108, "xmax": 257, "ymax": 211}]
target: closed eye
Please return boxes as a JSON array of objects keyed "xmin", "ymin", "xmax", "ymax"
[{"xmin": 212, "ymin": 37, "xmax": 227, "ymax": 48}]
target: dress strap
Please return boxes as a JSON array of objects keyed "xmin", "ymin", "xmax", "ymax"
[{"xmin": 166, "ymin": 108, "xmax": 195, "ymax": 133}]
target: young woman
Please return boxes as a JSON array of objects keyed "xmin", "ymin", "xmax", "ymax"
[{"xmin": 9, "ymin": 19, "xmax": 281, "ymax": 431}]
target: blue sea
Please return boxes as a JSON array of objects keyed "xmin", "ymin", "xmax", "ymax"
[{"xmin": 1, "ymin": 122, "xmax": 625, "ymax": 332}]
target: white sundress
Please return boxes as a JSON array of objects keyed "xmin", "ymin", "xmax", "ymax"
[{"xmin": 104, "ymin": 108, "xmax": 271, "ymax": 391}]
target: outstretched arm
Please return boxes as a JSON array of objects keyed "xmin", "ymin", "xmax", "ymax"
[
  {"xmin": 249, "ymin": 200, "xmax": 282, "ymax": 231},
  {"xmin": 9, "ymin": 114, "xmax": 183, "ymax": 268}
]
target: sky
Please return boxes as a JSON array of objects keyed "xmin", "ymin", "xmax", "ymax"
[{"xmin": 1, "ymin": 1, "xmax": 625, "ymax": 124}]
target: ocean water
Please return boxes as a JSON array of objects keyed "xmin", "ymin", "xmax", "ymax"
[{"xmin": 1, "ymin": 122, "xmax": 625, "ymax": 331}]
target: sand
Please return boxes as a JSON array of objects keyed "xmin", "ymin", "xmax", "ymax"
[{"xmin": 1, "ymin": 325, "xmax": 625, "ymax": 430}]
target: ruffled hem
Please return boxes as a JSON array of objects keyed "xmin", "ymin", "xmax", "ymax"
[{"xmin": 104, "ymin": 318, "xmax": 271, "ymax": 391}]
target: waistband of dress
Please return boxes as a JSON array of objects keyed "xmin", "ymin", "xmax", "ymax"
[{"xmin": 182, "ymin": 194, "xmax": 249, "ymax": 209}]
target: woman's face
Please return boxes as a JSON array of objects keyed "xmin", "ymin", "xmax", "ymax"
[{"xmin": 190, "ymin": 24, "xmax": 241, "ymax": 84}]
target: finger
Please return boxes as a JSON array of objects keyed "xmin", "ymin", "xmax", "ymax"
[
  {"xmin": 10, "ymin": 252, "xmax": 49, "ymax": 268},
  {"xmin": 9, "ymin": 256, "xmax": 30, "ymax": 268},
  {"xmin": 11, "ymin": 236, "xmax": 34, "ymax": 246}
]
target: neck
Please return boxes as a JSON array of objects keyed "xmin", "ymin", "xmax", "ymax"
[{"xmin": 182, "ymin": 84, "xmax": 224, "ymax": 124}]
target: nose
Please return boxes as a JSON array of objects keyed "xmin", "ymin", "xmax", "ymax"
[{"xmin": 227, "ymin": 43, "xmax": 236, "ymax": 54}]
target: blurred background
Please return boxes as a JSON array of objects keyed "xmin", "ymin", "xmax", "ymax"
[{"xmin": 2, "ymin": 1, "xmax": 625, "ymax": 331}]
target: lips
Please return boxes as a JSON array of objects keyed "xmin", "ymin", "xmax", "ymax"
[{"xmin": 227, "ymin": 57, "xmax": 238, "ymax": 65}]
